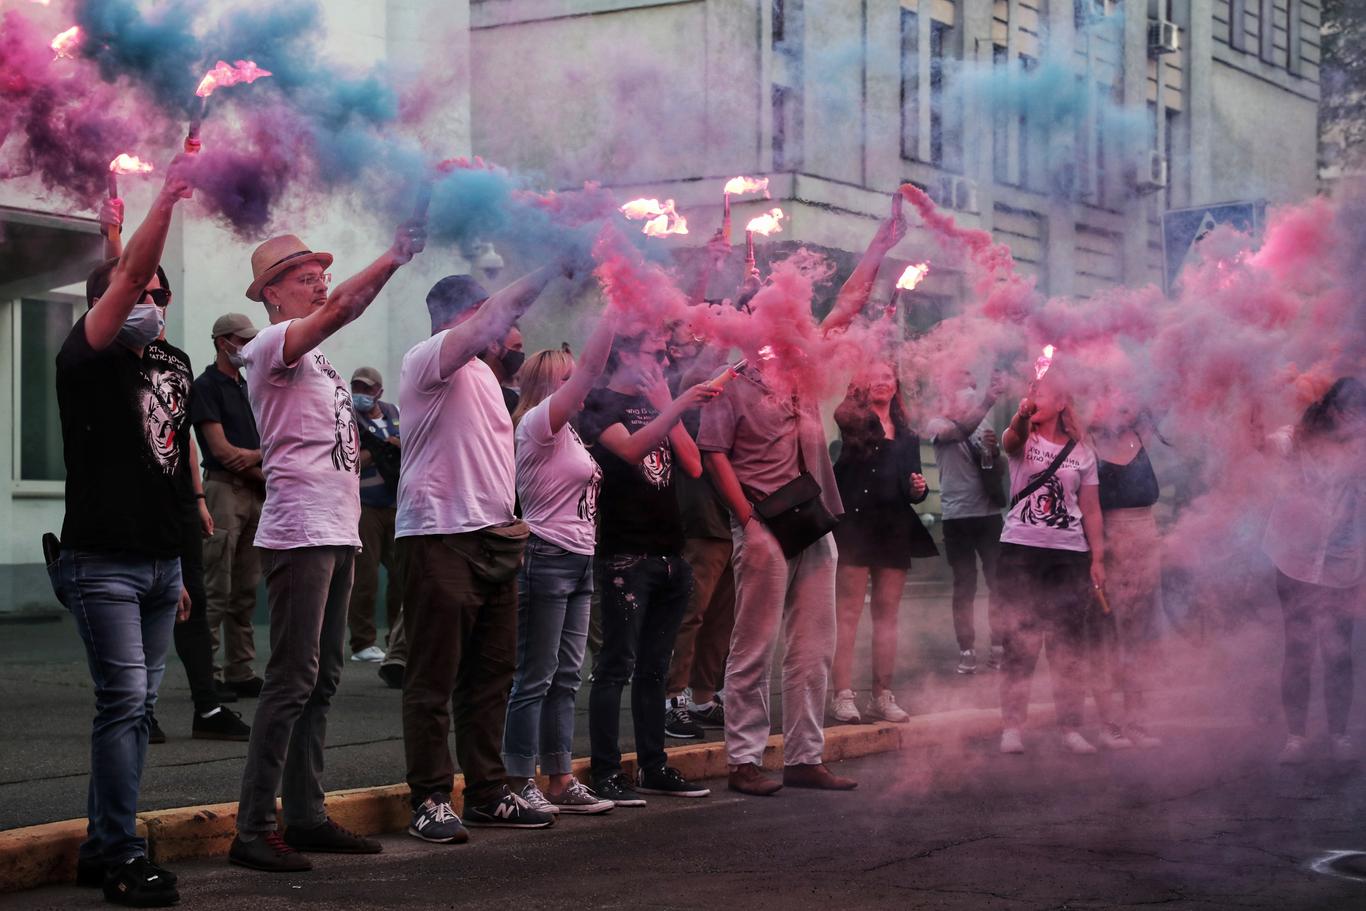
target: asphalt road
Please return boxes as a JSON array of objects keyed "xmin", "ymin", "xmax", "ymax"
[{"xmin": 9, "ymin": 722, "xmax": 1366, "ymax": 910}]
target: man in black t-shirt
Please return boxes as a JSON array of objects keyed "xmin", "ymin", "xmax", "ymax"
[
  {"xmin": 48, "ymin": 157, "xmax": 195, "ymax": 908},
  {"xmin": 579, "ymin": 332, "xmax": 718, "ymax": 806}
]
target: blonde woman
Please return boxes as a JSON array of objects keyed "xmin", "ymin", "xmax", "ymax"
[{"xmin": 502, "ymin": 308, "xmax": 618, "ymax": 814}]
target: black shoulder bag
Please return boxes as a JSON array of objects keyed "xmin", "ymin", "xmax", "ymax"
[
  {"xmin": 1008, "ymin": 439, "xmax": 1078, "ymax": 510},
  {"xmin": 749, "ymin": 403, "xmax": 840, "ymax": 559}
]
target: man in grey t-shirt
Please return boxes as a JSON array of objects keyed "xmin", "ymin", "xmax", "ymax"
[{"xmin": 927, "ymin": 369, "xmax": 1006, "ymax": 674}]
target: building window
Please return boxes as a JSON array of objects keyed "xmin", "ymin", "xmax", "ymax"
[
  {"xmin": 1286, "ymin": 0, "xmax": 1302, "ymax": 75},
  {"xmin": 772, "ymin": 84, "xmax": 803, "ymax": 171},
  {"xmin": 928, "ymin": 18, "xmax": 960, "ymax": 171},
  {"xmin": 1229, "ymin": 0, "xmax": 1248, "ymax": 52},
  {"xmin": 992, "ymin": 44, "xmax": 1009, "ymax": 183},
  {"xmin": 16, "ymin": 298, "xmax": 79, "ymax": 482},
  {"xmin": 1258, "ymin": 0, "xmax": 1278, "ymax": 65},
  {"xmin": 900, "ymin": 7, "xmax": 920, "ymax": 161}
]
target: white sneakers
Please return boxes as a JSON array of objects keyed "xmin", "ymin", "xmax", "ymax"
[
  {"xmin": 832, "ymin": 689, "xmax": 861, "ymax": 723},
  {"xmin": 999, "ymin": 728, "xmax": 1025, "ymax": 754},
  {"xmin": 1331, "ymin": 734, "xmax": 1354, "ymax": 762},
  {"xmin": 1278, "ymin": 734, "xmax": 1308, "ymax": 765},
  {"xmin": 1277, "ymin": 734, "xmax": 1356, "ymax": 764},
  {"xmin": 1061, "ymin": 729, "xmax": 1098, "ymax": 754},
  {"xmin": 1125, "ymin": 724, "xmax": 1163, "ymax": 749},
  {"xmin": 870, "ymin": 691, "xmax": 910, "ymax": 724},
  {"xmin": 351, "ymin": 646, "xmax": 386, "ymax": 662},
  {"xmin": 1098, "ymin": 723, "xmax": 1134, "ymax": 750}
]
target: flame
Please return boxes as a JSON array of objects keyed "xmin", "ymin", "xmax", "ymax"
[
  {"xmin": 619, "ymin": 198, "xmax": 689, "ymax": 237},
  {"xmin": 50, "ymin": 26, "xmax": 81, "ymax": 59},
  {"xmin": 745, "ymin": 208, "xmax": 784, "ymax": 236},
  {"xmin": 757, "ymin": 345, "xmax": 776, "ymax": 361},
  {"xmin": 195, "ymin": 60, "xmax": 273, "ymax": 98},
  {"xmin": 109, "ymin": 154, "xmax": 154, "ymax": 175},
  {"xmin": 1034, "ymin": 344, "xmax": 1057, "ymax": 381},
  {"xmin": 895, "ymin": 262, "xmax": 930, "ymax": 291},
  {"xmin": 723, "ymin": 176, "xmax": 769, "ymax": 197}
]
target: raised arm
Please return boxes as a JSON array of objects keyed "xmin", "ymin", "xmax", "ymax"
[
  {"xmin": 594, "ymin": 366, "xmax": 718, "ymax": 471},
  {"xmin": 934, "ymin": 373, "xmax": 1007, "ymax": 442},
  {"xmin": 1002, "ymin": 397, "xmax": 1034, "ymax": 456},
  {"xmin": 437, "ymin": 264, "xmax": 567, "ymax": 381},
  {"xmin": 818, "ymin": 210, "xmax": 906, "ymax": 336},
  {"xmin": 85, "ymin": 156, "xmax": 194, "ymax": 351},
  {"xmin": 547, "ymin": 305, "xmax": 618, "ymax": 433},
  {"xmin": 282, "ymin": 220, "xmax": 426, "ymax": 367}
]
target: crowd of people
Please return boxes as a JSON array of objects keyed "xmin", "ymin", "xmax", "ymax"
[{"xmin": 45, "ymin": 157, "xmax": 1365, "ymax": 907}]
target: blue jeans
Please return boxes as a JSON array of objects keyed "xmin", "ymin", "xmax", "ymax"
[
  {"xmin": 51, "ymin": 550, "xmax": 181, "ymax": 864},
  {"xmin": 502, "ymin": 536, "xmax": 594, "ymax": 778},
  {"xmin": 589, "ymin": 552, "xmax": 692, "ymax": 779}
]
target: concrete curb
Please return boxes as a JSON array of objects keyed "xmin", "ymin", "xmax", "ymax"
[{"xmin": 0, "ymin": 707, "xmax": 1002, "ymax": 894}]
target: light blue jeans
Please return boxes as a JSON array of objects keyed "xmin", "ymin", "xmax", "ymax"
[
  {"xmin": 51, "ymin": 550, "xmax": 181, "ymax": 864},
  {"xmin": 501, "ymin": 536, "xmax": 593, "ymax": 778}
]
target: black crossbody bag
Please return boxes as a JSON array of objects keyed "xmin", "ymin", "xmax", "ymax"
[
  {"xmin": 1008, "ymin": 438, "xmax": 1077, "ymax": 510},
  {"xmin": 748, "ymin": 403, "xmax": 840, "ymax": 559}
]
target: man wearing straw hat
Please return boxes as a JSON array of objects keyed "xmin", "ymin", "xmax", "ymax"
[{"xmin": 230, "ymin": 221, "xmax": 425, "ymax": 873}]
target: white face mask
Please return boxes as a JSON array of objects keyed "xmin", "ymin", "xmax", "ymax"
[
  {"xmin": 116, "ymin": 304, "xmax": 164, "ymax": 349},
  {"xmin": 225, "ymin": 342, "xmax": 246, "ymax": 368}
]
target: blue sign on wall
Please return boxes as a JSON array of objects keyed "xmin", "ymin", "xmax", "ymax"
[{"xmin": 1160, "ymin": 200, "xmax": 1266, "ymax": 294}]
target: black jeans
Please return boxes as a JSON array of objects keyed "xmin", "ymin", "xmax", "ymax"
[
  {"xmin": 1277, "ymin": 570, "xmax": 1357, "ymax": 737},
  {"xmin": 176, "ymin": 510, "xmax": 220, "ymax": 714},
  {"xmin": 589, "ymin": 552, "xmax": 692, "ymax": 779},
  {"xmin": 942, "ymin": 515, "xmax": 1004, "ymax": 651}
]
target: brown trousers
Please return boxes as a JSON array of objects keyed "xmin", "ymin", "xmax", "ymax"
[
  {"xmin": 666, "ymin": 537, "xmax": 735, "ymax": 698},
  {"xmin": 398, "ymin": 532, "xmax": 520, "ymax": 808},
  {"xmin": 202, "ymin": 473, "xmax": 263, "ymax": 683},
  {"xmin": 349, "ymin": 505, "xmax": 402, "ymax": 654}
]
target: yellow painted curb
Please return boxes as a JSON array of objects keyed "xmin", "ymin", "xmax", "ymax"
[{"xmin": 0, "ymin": 709, "xmax": 1003, "ymax": 894}]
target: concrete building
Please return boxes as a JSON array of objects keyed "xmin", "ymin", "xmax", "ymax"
[{"xmin": 0, "ymin": 0, "xmax": 1322, "ymax": 612}]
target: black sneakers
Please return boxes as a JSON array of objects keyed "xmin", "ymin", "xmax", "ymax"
[
  {"xmin": 592, "ymin": 772, "xmax": 647, "ymax": 807},
  {"xmin": 665, "ymin": 701, "xmax": 704, "ymax": 739},
  {"xmin": 229, "ymin": 832, "xmax": 313, "ymax": 872},
  {"xmin": 635, "ymin": 765, "xmax": 711, "ymax": 798},
  {"xmin": 146, "ymin": 713, "xmax": 166, "ymax": 745},
  {"xmin": 103, "ymin": 857, "xmax": 179, "ymax": 906},
  {"xmin": 283, "ymin": 818, "xmax": 383, "ymax": 854},
  {"xmin": 690, "ymin": 700, "xmax": 725, "ymax": 728},
  {"xmin": 377, "ymin": 663, "xmax": 404, "ymax": 689},
  {"xmin": 462, "ymin": 787, "xmax": 555, "ymax": 828},
  {"xmin": 225, "ymin": 676, "xmax": 265, "ymax": 698},
  {"xmin": 192, "ymin": 707, "xmax": 251, "ymax": 742},
  {"xmin": 78, "ymin": 857, "xmax": 178, "ymax": 890}
]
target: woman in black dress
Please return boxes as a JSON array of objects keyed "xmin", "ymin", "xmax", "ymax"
[{"xmin": 831, "ymin": 361, "xmax": 938, "ymax": 723}]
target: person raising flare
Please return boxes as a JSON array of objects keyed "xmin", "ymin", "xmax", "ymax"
[
  {"xmin": 501, "ymin": 307, "xmax": 619, "ymax": 817},
  {"xmin": 48, "ymin": 155, "xmax": 195, "ymax": 907},
  {"xmin": 1263, "ymin": 377, "xmax": 1366, "ymax": 765},
  {"xmin": 192, "ymin": 314, "xmax": 267, "ymax": 699},
  {"xmin": 346, "ymin": 366, "xmax": 403, "ymax": 669},
  {"xmin": 699, "ymin": 210, "xmax": 906, "ymax": 796},
  {"xmin": 230, "ymin": 220, "xmax": 426, "ymax": 872},
  {"xmin": 927, "ymin": 368, "xmax": 1008, "ymax": 674},
  {"xmin": 398, "ymin": 269, "xmax": 570, "ymax": 846},
  {"xmin": 580, "ymin": 332, "xmax": 720, "ymax": 805},
  {"xmin": 995, "ymin": 366, "xmax": 1107, "ymax": 756},
  {"xmin": 830, "ymin": 361, "xmax": 937, "ymax": 725}
]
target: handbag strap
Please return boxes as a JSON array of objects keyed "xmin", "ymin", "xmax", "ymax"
[{"xmin": 1008, "ymin": 438, "xmax": 1078, "ymax": 510}]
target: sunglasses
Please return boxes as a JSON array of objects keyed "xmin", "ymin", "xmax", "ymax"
[{"xmin": 141, "ymin": 288, "xmax": 171, "ymax": 309}]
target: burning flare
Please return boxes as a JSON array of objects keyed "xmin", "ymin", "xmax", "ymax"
[
  {"xmin": 1034, "ymin": 344, "xmax": 1057, "ymax": 381},
  {"xmin": 50, "ymin": 26, "xmax": 81, "ymax": 59},
  {"xmin": 196, "ymin": 60, "xmax": 273, "ymax": 98},
  {"xmin": 757, "ymin": 345, "xmax": 776, "ymax": 361},
  {"xmin": 895, "ymin": 262, "xmax": 930, "ymax": 291},
  {"xmin": 109, "ymin": 154, "xmax": 154, "ymax": 175},
  {"xmin": 619, "ymin": 198, "xmax": 689, "ymax": 237},
  {"xmin": 745, "ymin": 208, "xmax": 785, "ymax": 236},
  {"xmin": 723, "ymin": 176, "xmax": 770, "ymax": 198}
]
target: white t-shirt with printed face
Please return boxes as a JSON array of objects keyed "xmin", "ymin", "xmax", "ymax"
[
  {"xmin": 396, "ymin": 333, "xmax": 516, "ymax": 538},
  {"xmin": 515, "ymin": 398, "xmax": 602, "ymax": 555},
  {"xmin": 1000, "ymin": 434, "xmax": 1099, "ymax": 553},
  {"xmin": 240, "ymin": 320, "xmax": 362, "ymax": 550}
]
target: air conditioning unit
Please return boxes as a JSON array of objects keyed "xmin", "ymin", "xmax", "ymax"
[
  {"xmin": 1134, "ymin": 149, "xmax": 1168, "ymax": 192},
  {"xmin": 1148, "ymin": 19, "xmax": 1179, "ymax": 56},
  {"xmin": 937, "ymin": 176, "xmax": 979, "ymax": 213}
]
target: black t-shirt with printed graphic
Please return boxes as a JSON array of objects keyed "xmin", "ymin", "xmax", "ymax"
[
  {"xmin": 580, "ymin": 388, "xmax": 684, "ymax": 556},
  {"xmin": 56, "ymin": 318, "xmax": 191, "ymax": 558}
]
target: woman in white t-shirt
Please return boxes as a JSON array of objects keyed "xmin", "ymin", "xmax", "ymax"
[
  {"xmin": 995, "ymin": 367, "xmax": 1107, "ymax": 756},
  {"xmin": 501, "ymin": 309, "xmax": 618, "ymax": 815}
]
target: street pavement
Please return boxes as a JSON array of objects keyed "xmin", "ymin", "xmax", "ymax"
[{"xmin": 7, "ymin": 722, "xmax": 1366, "ymax": 910}]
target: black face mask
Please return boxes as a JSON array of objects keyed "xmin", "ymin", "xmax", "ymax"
[{"xmin": 500, "ymin": 349, "xmax": 526, "ymax": 379}]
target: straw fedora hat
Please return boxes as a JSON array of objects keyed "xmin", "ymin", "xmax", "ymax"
[{"xmin": 246, "ymin": 235, "xmax": 334, "ymax": 302}]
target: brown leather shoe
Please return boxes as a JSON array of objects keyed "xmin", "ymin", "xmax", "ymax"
[
  {"xmin": 728, "ymin": 763, "xmax": 783, "ymax": 796},
  {"xmin": 782, "ymin": 763, "xmax": 858, "ymax": 790}
]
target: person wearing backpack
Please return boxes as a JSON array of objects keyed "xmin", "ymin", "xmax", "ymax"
[{"xmin": 995, "ymin": 365, "xmax": 1107, "ymax": 756}]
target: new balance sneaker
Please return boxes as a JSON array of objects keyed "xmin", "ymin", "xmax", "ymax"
[
  {"xmin": 147, "ymin": 712, "xmax": 166, "ymax": 745},
  {"xmin": 1331, "ymin": 734, "xmax": 1355, "ymax": 763},
  {"xmin": 831, "ymin": 689, "xmax": 861, "ymax": 723},
  {"xmin": 1062, "ymin": 729, "xmax": 1098, "ymax": 755},
  {"xmin": 192, "ymin": 706, "xmax": 251, "ymax": 742},
  {"xmin": 635, "ymin": 765, "xmax": 711, "ymax": 798},
  {"xmin": 546, "ymin": 779, "xmax": 614, "ymax": 815},
  {"xmin": 592, "ymin": 772, "xmax": 647, "ymax": 807},
  {"xmin": 408, "ymin": 794, "xmax": 468, "ymax": 844},
  {"xmin": 283, "ymin": 818, "xmax": 382, "ymax": 854},
  {"xmin": 351, "ymin": 646, "xmax": 385, "ymax": 662},
  {"xmin": 1125, "ymin": 723, "xmax": 1163, "ymax": 749},
  {"xmin": 229, "ymin": 832, "xmax": 312, "ymax": 872},
  {"xmin": 869, "ymin": 691, "xmax": 910, "ymax": 724},
  {"xmin": 999, "ymin": 728, "xmax": 1025, "ymax": 754},
  {"xmin": 519, "ymin": 780, "xmax": 559, "ymax": 815},
  {"xmin": 463, "ymin": 787, "xmax": 555, "ymax": 828},
  {"xmin": 1097, "ymin": 723, "xmax": 1134, "ymax": 750},
  {"xmin": 688, "ymin": 699, "xmax": 726, "ymax": 728},
  {"xmin": 956, "ymin": 649, "xmax": 977, "ymax": 674},
  {"xmin": 102, "ymin": 857, "xmax": 178, "ymax": 907},
  {"xmin": 665, "ymin": 700, "xmax": 704, "ymax": 739}
]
